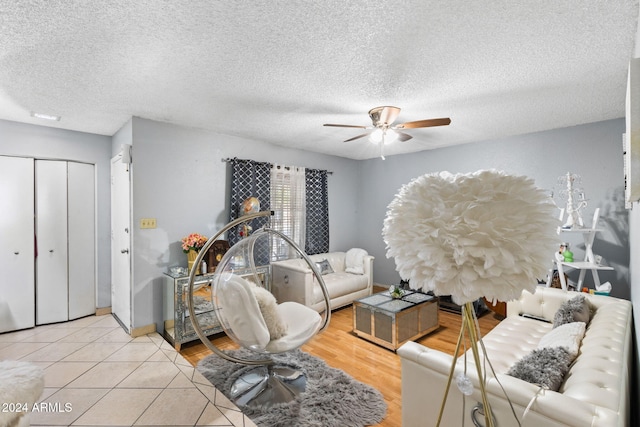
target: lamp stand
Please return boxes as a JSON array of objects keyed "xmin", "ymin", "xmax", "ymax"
[{"xmin": 436, "ymin": 302, "xmax": 494, "ymax": 427}]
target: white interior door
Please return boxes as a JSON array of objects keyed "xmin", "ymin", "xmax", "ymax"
[
  {"xmin": 68, "ymin": 162, "xmax": 96, "ymax": 319},
  {"xmin": 0, "ymin": 156, "xmax": 35, "ymax": 332},
  {"xmin": 36, "ymin": 160, "xmax": 69, "ymax": 325},
  {"xmin": 111, "ymin": 154, "xmax": 131, "ymax": 332}
]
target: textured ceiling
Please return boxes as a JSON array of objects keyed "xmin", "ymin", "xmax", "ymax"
[{"xmin": 1, "ymin": 1, "xmax": 639, "ymax": 159}]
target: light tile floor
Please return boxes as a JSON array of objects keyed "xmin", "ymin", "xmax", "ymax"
[{"xmin": 0, "ymin": 314, "xmax": 257, "ymax": 427}]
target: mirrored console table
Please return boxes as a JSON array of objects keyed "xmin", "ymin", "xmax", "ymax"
[{"xmin": 163, "ymin": 265, "xmax": 271, "ymax": 350}]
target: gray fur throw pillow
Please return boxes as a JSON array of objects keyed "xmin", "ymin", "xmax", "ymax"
[
  {"xmin": 507, "ymin": 347, "xmax": 572, "ymax": 391},
  {"xmin": 553, "ymin": 295, "xmax": 591, "ymax": 328}
]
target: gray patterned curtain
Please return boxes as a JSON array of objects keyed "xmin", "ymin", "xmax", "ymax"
[
  {"xmin": 227, "ymin": 159, "xmax": 271, "ymax": 262},
  {"xmin": 305, "ymin": 169, "xmax": 329, "ymax": 254}
]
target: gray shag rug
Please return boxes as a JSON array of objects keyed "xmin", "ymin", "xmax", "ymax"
[{"xmin": 197, "ymin": 348, "xmax": 387, "ymax": 427}]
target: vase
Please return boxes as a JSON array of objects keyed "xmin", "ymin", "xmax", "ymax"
[{"xmin": 187, "ymin": 250, "xmax": 199, "ymax": 272}]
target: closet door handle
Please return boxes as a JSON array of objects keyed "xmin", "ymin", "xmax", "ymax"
[
  {"xmin": 49, "ymin": 249, "xmax": 54, "ymax": 253},
  {"xmin": 14, "ymin": 251, "xmax": 19, "ymax": 255},
  {"xmin": 121, "ymin": 249, "xmax": 129, "ymax": 254}
]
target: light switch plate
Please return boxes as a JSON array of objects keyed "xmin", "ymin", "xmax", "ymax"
[{"xmin": 140, "ymin": 218, "xmax": 157, "ymax": 229}]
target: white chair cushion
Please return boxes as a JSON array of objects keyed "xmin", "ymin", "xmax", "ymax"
[
  {"xmin": 218, "ymin": 274, "xmax": 270, "ymax": 351},
  {"xmin": 251, "ymin": 285, "xmax": 288, "ymax": 340},
  {"xmin": 265, "ymin": 302, "xmax": 322, "ymax": 353}
]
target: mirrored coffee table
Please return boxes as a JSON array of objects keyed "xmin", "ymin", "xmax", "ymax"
[{"xmin": 353, "ymin": 290, "xmax": 439, "ymax": 351}]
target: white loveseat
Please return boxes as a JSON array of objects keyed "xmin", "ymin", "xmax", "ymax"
[
  {"xmin": 271, "ymin": 251, "xmax": 374, "ymax": 312},
  {"xmin": 398, "ymin": 286, "xmax": 632, "ymax": 427}
]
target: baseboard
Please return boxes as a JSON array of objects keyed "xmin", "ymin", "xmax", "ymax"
[
  {"xmin": 95, "ymin": 307, "xmax": 112, "ymax": 316},
  {"xmin": 131, "ymin": 323, "xmax": 157, "ymax": 338},
  {"xmin": 372, "ymin": 282, "xmax": 388, "ymax": 292}
]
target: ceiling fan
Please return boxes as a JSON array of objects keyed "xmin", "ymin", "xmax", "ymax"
[{"xmin": 324, "ymin": 106, "xmax": 451, "ymax": 159}]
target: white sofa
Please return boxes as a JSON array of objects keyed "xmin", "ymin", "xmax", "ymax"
[
  {"xmin": 271, "ymin": 251, "xmax": 374, "ymax": 312},
  {"xmin": 398, "ymin": 286, "xmax": 632, "ymax": 427}
]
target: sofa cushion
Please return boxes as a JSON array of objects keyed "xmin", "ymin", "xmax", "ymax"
[
  {"xmin": 469, "ymin": 315, "xmax": 552, "ymax": 375},
  {"xmin": 315, "ymin": 259, "xmax": 334, "ymax": 275},
  {"xmin": 345, "ymin": 248, "xmax": 368, "ymax": 274},
  {"xmin": 507, "ymin": 347, "xmax": 573, "ymax": 391},
  {"xmin": 537, "ymin": 321, "xmax": 585, "ymax": 359},
  {"xmin": 553, "ymin": 295, "xmax": 591, "ymax": 328},
  {"xmin": 309, "ymin": 252, "xmax": 346, "ymax": 272},
  {"xmin": 312, "ymin": 272, "xmax": 369, "ymax": 305}
]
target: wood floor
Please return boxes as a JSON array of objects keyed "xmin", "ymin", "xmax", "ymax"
[{"xmin": 180, "ymin": 300, "xmax": 502, "ymax": 427}]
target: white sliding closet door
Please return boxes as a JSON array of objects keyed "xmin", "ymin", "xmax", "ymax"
[
  {"xmin": 68, "ymin": 162, "xmax": 96, "ymax": 319},
  {"xmin": 0, "ymin": 156, "xmax": 35, "ymax": 332},
  {"xmin": 36, "ymin": 160, "xmax": 69, "ymax": 325}
]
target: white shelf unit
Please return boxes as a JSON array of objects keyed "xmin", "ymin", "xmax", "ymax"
[{"xmin": 547, "ymin": 208, "xmax": 613, "ymax": 291}]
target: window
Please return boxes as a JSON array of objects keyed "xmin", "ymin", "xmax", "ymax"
[{"xmin": 270, "ymin": 165, "xmax": 306, "ymax": 260}]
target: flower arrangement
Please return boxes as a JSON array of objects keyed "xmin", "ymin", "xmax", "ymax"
[
  {"xmin": 181, "ymin": 233, "xmax": 208, "ymax": 253},
  {"xmin": 389, "ymin": 284, "xmax": 405, "ymax": 299}
]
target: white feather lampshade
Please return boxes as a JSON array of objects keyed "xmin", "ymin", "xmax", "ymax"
[{"xmin": 383, "ymin": 170, "xmax": 559, "ymax": 305}]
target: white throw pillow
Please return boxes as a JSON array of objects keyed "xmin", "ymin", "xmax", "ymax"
[
  {"xmin": 537, "ymin": 321, "xmax": 586, "ymax": 359},
  {"xmin": 251, "ymin": 286, "xmax": 288, "ymax": 340},
  {"xmin": 345, "ymin": 248, "xmax": 368, "ymax": 275}
]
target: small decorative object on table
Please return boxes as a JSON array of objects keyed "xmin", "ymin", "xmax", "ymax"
[
  {"xmin": 389, "ymin": 284, "xmax": 405, "ymax": 299},
  {"xmin": 181, "ymin": 233, "xmax": 208, "ymax": 271}
]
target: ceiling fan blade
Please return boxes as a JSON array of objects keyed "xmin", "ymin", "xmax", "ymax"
[
  {"xmin": 344, "ymin": 132, "xmax": 371, "ymax": 142},
  {"xmin": 396, "ymin": 117, "xmax": 451, "ymax": 129},
  {"xmin": 396, "ymin": 132, "xmax": 413, "ymax": 142},
  {"xmin": 369, "ymin": 106, "xmax": 401, "ymax": 126},
  {"xmin": 324, "ymin": 123, "xmax": 369, "ymax": 129}
]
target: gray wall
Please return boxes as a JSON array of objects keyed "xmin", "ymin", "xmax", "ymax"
[
  {"xmin": 359, "ymin": 118, "xmax": 630, "ymax": 299},
  {"xmin": 126, "ymin": 117, "xmax": 360, "ymax": 330},
  {"xmin": 0, "ymin": 119, "xmax": 113, "ymax": 308}
]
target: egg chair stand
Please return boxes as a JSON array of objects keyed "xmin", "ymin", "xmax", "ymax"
[
  {"xmin": 187, "ymin": 211, "xmax": 331, "ymax": 408},
  {"xmin": 230, "ymin": 364, "xmax": 306, "ymax": 408}
]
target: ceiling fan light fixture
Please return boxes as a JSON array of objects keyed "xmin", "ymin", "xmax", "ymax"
[
  {"xmin": 326, "ymin": 106, "xmax": 451, "ymax": 156},
  {"xmin": 385, "ymin": 129, "xmax": 399, "ymax": 143},
  {"xmin": 370, "ymin": 129, "xmax": 384, "ymax": 144},
  {"xmin": 370, "ymin": 128, "xmax": 398, "ymax": 144}
]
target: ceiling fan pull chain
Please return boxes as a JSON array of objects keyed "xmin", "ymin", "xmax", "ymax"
[{"xmin": 380, "ymin": 140, "xmax": 386, "ymax": 160}]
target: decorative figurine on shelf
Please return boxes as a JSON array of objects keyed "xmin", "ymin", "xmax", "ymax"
[
  {"xmin": 555, "ymin": 243, "xmax": 566, "ymax": 262},
  {"xmin": 562, "ymin": 243, "xmax": 574, "ymax": 262},
  {"xmin": 552, "ymin": 172, "xmax": 588, "ymax": 229}
]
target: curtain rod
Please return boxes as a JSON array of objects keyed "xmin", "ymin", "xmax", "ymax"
[{"xmin": 221, "ymin": 157, "xmax": 333, "ymax": 175}]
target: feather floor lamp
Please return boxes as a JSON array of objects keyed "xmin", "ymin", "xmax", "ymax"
[{"xmin": 382, "ymin": 170, "xmax": 558, "ymax": 426}]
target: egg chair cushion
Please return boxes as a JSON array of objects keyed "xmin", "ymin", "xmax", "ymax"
[
  {"xmin": 265, "ymin": 302, "xmax": 323, "ymax": 353},
  {"xmin": 219, "ymin": 275, "xmax": 271, "ymax": 351},
  {"xmin": 251, "ymin": 285, "xmax": 288, "ymax": 340}
]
